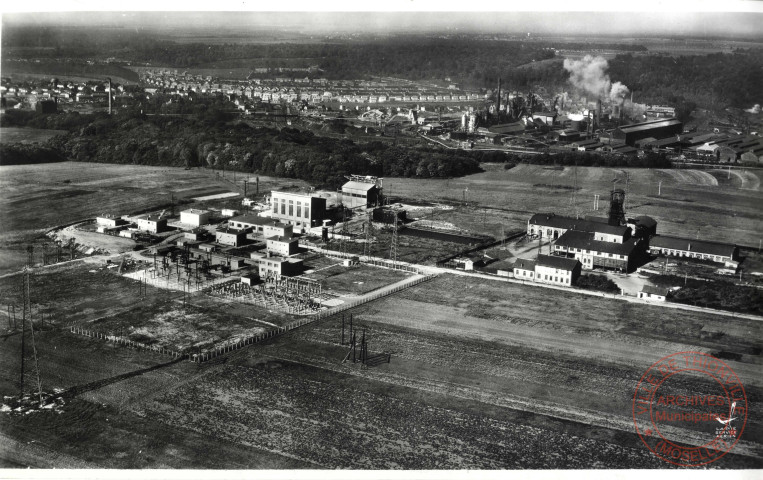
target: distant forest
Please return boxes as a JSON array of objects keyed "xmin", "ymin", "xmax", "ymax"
[
  {"xmin": 0, "ymin": 109, "xmax": 483, "ymax": 187},
  {"xmin": 608, "ymin": 51, "xmax": 763, "ymax": 111}
]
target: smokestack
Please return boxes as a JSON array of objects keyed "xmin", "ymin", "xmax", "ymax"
[
  {"xmin": 256, "ymin": 176, "xmax": 259, "ymax": 195},
  {"xmin": 620, "ymin": 96, "xmax": 625, "ymax": 123},
  {"xmin": 497, "ymin": 78, "xmax": 502, "ymax": 116},
  {"xmin": 596, "ymin": 98, "xmax": 602, "ymax": 130},
  {"xmin": 107, "ymin": 77, "xmax": 112, "ymax": 115}
]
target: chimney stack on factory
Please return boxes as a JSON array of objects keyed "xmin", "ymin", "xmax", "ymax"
[{"xmin": 497, "ymin": 78, "xmax": 502, "ymax": 117}]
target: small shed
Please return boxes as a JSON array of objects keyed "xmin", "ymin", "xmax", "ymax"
[{"xmin": 639, "ymin": 285, "xmax": 668, "ymax": 302}]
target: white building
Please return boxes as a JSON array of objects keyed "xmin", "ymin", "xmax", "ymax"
[
  {"xmin": 180, "ymin": 209, "xmax": 211, "ymax": 226},
  {"xmin": 266, "ymin": 235, "xmax": 299, "ymax": 256}
]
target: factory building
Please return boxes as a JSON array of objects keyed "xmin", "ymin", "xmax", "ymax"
[
  {"xmin": 553, "ymin": 230, "xmax": 642, "ymax": 272},
  {"xmin": 257, "ymin": 256, "xmax": 304, "ymax": 278},
  {"xmin": 96, "ymin": 216, "xmax": 128, "ymax": 228},
  {"xmin": 341, "ymin": 177, "xmax": 382, "ymax": 209},
  {"xmin": 133, "ymin": 214, "xmax": 167, "ymax": 234},
  {"xmin": 266, "ymin": 235, "xmax": 299, "ymax": 257},
  {"xmin": 215, "ymin": 228, "xmax": 248, "ymax": 247},
  {"xmin": 612, "ymin": 118, "xmax": 683, "ymax": 146},
  {"xmin": 527, "ymin": 213, "xmax": 605, "ymax": 240},
  {"xmin": 180, "ymin": 209, "xmax": 211, "ymax": 227},
  {"xmin": 512, "ymin": 255, "xmax": 581, "ymax": 286},
  {"xmin": 229, "ymin": 214, "xmax": 293, "ymax": 239},
  {"xmin": 648, "ymin": 236, "xmax": 739, "ymax": 266},
  {"xmin": 270, "ymin": 191, "xmax": 327, "ymax": 230}
]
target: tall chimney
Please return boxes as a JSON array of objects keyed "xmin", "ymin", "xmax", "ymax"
[
  {"xmin": 497, "ymin": 78, "xmax": 502, "ymax": 116},
  {"xmin": 596, "ymin": 98, "xmax": 602, "ymax": 130},
  {"xmin": 620, "ymin": 97, "xmax": 625, "ymax": 123},
  {"xmin": 107, "ymin": 77, "xmax": 112, "ymax": 115}
]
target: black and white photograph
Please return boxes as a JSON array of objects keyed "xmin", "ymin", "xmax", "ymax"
[{"xmin": 0, "ymin": 2, "xmax": 761, "ymax": 477}]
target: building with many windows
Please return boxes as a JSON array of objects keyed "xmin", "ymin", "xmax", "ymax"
[
  {"xmin": 270, "ymin": 191, "xmax": 327, "ymax": 231},
  {"xmin": 512, "ymin": 255, "xmax": 581, "ymax": 286},
  {"xmin": 648, "ymin": 236, "xmax": 738, "ymax": 266}
]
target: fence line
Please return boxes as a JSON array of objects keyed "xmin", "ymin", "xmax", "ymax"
[{"xmin": 68, "ymin": 273, "xmax": 439, "ymax": 364}]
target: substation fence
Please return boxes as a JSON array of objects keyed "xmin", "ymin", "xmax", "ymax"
[
  {"xmin": 68, "ymin": 273, "xmax": 439, "ymax": 364},
  {"xmin": 302, "ymin": 244, "xmax": 422, "ymax": 274},
  {"xmin": 68, "ymin": 325, "xmax": 186, "ymax": 360}
]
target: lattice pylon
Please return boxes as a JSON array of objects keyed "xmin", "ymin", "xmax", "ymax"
[
  {"xmin": 363, "ymin": 212, "xmax": 373, "ymax": 258},
  {"xmin": 389, "ymin": 216, "xmax": 399, "ymax": 266}
]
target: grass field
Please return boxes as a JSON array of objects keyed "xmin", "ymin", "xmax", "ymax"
[
  {"xmin": 300, "ymin": 255, "xmax": 413, "ymax": 297},
  {"xmin": 387, "ymin": 163, "xmax": 763, "ymax": 247}
]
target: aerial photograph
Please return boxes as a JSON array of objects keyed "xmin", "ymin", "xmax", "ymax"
[{"xmin": 0, "ymin": 2, "xmax": 761, "ymax": 477}]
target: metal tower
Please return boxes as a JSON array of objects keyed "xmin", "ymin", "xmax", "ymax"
[
  {"xmin": 389, "ymin": 216, "xmax": 399, "ymax": 266},
  {"xmin": 608, "ymin": 189, "xmax": 626, "ymax": 226},
  {"xmin": 363, "ymin": 211, "xmax": 373, "ymax": 258}
]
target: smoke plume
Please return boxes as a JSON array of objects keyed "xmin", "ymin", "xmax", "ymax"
[
  {"xmin": 563, "ymin": 55, "xmax": 629, "ymax": 101},
  {"xmin": 746, "ymin": 104, "xmax": 761, "ymax": 114}
]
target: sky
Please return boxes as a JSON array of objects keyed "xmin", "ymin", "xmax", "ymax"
[{"xmin": 2, "ymin": 2, "xmax": 763, "ymax": 39}]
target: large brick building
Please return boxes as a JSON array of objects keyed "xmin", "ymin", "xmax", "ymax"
[{"xmin": 270, "ymin": 191, "xmax": 326, "ymax": 230}]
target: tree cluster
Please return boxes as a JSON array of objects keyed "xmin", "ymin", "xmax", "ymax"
[
  {"xmin": 0, "ymin": 143, "xmax": 65, "ymax": 165},
  {"xmin": 574, "ymin": 274, "xmax": 620, "ymax": 293},
  {"xmin": 648, "ymin": 274, "xmax": 762, "ymax": 314}
]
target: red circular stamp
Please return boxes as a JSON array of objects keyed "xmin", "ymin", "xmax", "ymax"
[{"xmin": 633, "ymin": 351, "xmax": 747, "ymax": 467}]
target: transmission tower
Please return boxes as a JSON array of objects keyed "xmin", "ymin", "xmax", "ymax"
[
  {"xmin": 339, "ymin": 208, "xmax": 350, "ymax": 255},
  {"xmin": 363, "ymin": 211, "xmax": 374, "ymax": 258},
  {"xmin": 389, "ymin": 216, "xmax": 399, "ymax": 266}
]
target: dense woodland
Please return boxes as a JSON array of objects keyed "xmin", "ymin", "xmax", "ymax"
[
  {"xmin": 1, "ymin": 110, "xmax": 483, "ymax": 187},
  {"xmin": 608, "ymin": 51, "xmax": 763, "ymax": 110},
  {"xmin": 1, "ymin": 106, "xmax": 673, "ymax": 173}
]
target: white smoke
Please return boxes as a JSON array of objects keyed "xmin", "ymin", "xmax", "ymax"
[
  {"xmin": 609, "ymin": 81, "xmax": 630, "ymax": 102},
  {"xmin": 746, "ymin": 104, "xmax": 761, "ymax": 114},
  {"xmin": 563, "ymin": 55, "xmax": 629, "ymax": 102}
]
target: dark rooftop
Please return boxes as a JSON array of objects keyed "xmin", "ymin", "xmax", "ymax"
[
  {"xmin": 649, "ymin": 235, "xmax": 736, "ymax": 257},
  {"xmin": 556, "ymin": 230, "xmax": 640, "ymax": 256},
  {"xmin": 536, "ymin": 254, "xmax": 580, "ymax": 271},
  {"xmin": 641, "ymin": 285, "xmax": 668, "ymax": 296},
  {"xmin": 513, "ymin": 258, "xmax": 537, "ymax": 271},
  {"xmin": 617, "ymin": 118, "xmax": 682, "ymax": 134}
]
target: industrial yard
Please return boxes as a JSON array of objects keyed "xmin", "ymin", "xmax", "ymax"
[
  {"xmin": 1, "ymin": 159, "xmax": 762, "ymax": 469},
  {"xmin": 1, "ymin": 9, "xmax": 763, "ymax": 472}
]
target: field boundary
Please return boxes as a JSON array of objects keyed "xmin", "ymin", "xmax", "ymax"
[{"xmin": 67, "ymin": 273, "xmax": 439, "ymax": 363}]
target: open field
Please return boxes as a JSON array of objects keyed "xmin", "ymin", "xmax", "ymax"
[
  {"xmin": 1, "ymin": 265, "xmax": 761, "ymax": 468},
  {"xmin": 0, "ymin": 127, "xmax": 68, "ymax": 145},
  {"xmin": 299, "ymin": 255, "xmax": 413, "ymax": 296},
  {"xmin": 133, "ymin": 272, "xmax": 763, "ymax": 468},
  {"xmin": 387, "ymin": 163, "xmax": 763, "ymax": 247}
]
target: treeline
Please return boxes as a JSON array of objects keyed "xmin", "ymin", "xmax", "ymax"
[
  {"xmin": 502, "ymin": 150, "xmax": 672, "ymax": 169},
  {"xmin": 649, "ymin": 274, "xmax": 762, "ymax": 314},
  {"xmin": 30, "ymin": 113, "xmax": 481, "ymax": 188},
  {"xmin": 0, "ymin": 143, "xmax": 65, "ymax": 165},
  {"xmin": 608, "ymin": 51, "xmax": 763, "ymax": 109}
]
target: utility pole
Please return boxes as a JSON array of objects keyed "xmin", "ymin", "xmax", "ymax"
[
  {"xmin": 658, "ymin": 181, "xmax": 662, "ymax": 196},
  {"xmin": 19, "ymin": 272, "xmax": 26, "ymax": 399}
]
